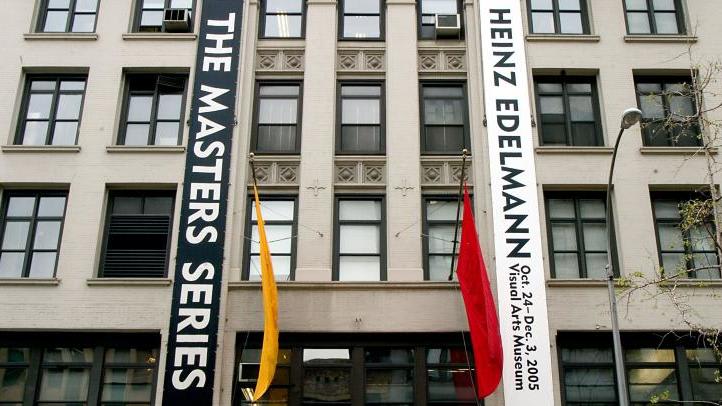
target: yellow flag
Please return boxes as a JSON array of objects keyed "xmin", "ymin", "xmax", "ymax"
[{"xmin": 252, "ymin": 184, "xmax": 279, "ymax": 401}]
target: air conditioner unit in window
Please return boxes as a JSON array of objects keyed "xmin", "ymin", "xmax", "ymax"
[
  {"xmin": 435, "ymin": 14, "xmax": 461, "ymax": 38},
  {"xmin": 163, "ymin": 8, "xmax": 191, "ymax": 32}
]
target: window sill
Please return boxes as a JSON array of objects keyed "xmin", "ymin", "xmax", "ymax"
[
  {"xmin": 106, "ymin": 145, "xmax": 186, "ymax": 153},
  {"xmin": 122, "ymin": 33, "xmax": 197, "ymax": 41},
  {"xmin": 624, "ymin": 35, "xmax": 698, "ymax": 43},
  {"xmin": 535, "ymin": 146, "xmax": 614, "ymax": 154},
  {"xmin": 229, "ymin": 281, "xmax": 460, "ymax": 290},
  {"xmin": 0, "ymin": 278, "xmax": 60, "ymax": 286},
  {"xmin": 86, "ymin": 278, "xmax": 172, "ymax": 286},
  {"xmin": 546, "ymin": 279, "xmax": 608, "ymax": 287},
  {"xmin": 659, "ymin": 279, "xmax": 722, "ymax": 287},
  {"xmin": 526, "ymin": 34, "xmax": 600, "ymax": 42},
  {"xmin": 24, "ymin": 32, "xmax": 98, "ymax": 41},
  {"xmin": 639, "ymin": 146, "xmax": 716, "ymax": 155},
  {"xmin": 2, "ymin": 145, "xmax": 81, "ymax": 153}
]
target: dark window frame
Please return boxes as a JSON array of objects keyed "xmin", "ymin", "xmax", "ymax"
[
  {"xmin": 36, "ymin": 0, "xmax": 100, "ymax": 33},
  {"xmin": 419, "ymin": 81, "xmax": 471, "ymax": 155},
  {"xmin": 416, "ymin": 0, "xmax": 464, "ymax": 40},
  {"xmin": 545, "ymin": 191, "xmax": 619, "ymax": 279},
  {"xmin": 15, "ymin": 75, "xmax": 88, "ymax": 146},
  {"xmin": 132, "ymin": 0, "xmax": 196, "ymax": 33},
  {"xmin": 0, "ymin": 190, "xmax": 68, "ymax": 279},
  {"xmin": 634, "ymin": 76, "xmax": 701, "ymax": 147},
  {"xmin": 534, "ymin": 75, "xmax": 603, "ymax": 146},
  {"xmin": 623, "ymin": 0, "xmax": 686, "ymax": 35},
  {"xmin": 98, "ymin": 190, "xmax": 176, "ymax": 278},
  {"xmin": 0, "ymin": 332, "xmax": 160, "ymax": 406},
  {"xmin": 338, "ymin": 0, "xmax": 385, "ymax": 41},
  {"xmin": 258, "ymin": 0, "xmax": 306, "ymax": 39},
  {"xmin": 526, "ymin": 0, "xmax": 591, "ymax": 34},
  {"xmin": 118, "ymin": 73, "xmax": 188, "ymax": 146},
  {"xmin": 241, "ymin": 195, "xmax": 298, "ymax": 281},
  {"xmin": 650, "ymin": 191, "xmax": 720, "ymax": 279},
  {"xmin": 336, "ymin": 80, "xmax": 386, "ymax": 155},
  {"xmin": 332, "ymin": 195, "xmax": 387, "ymax": 281},
  {"xmin": 251, "ymin": 81, "xmax": 304, "ymax": 155}
]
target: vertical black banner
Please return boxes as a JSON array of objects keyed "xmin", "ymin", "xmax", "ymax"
[{"xmin": 162, "ymin": 1, "xmax": 243, "ymax": 404}]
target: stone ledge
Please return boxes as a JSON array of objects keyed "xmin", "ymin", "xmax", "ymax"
[
  {"xmin": 546, "ymin": 279, "xmax": 608, "ymax": 287},
  {"xmin": 24, "ymin": 33, "xmax": 98, "ymax": 41},
  {"xmin": 2, "ymin": 145, "xmax": 81, "ymax": 153},
  {"xmin": 106, "ymin": 145, "xmax": 186, "ymax": 153},
  {"xmin": 0, "ymin": 278, "xmax": 60, "ymax": 286},
  {"xmin": 624, "ymin": 35, "xmax": 698, "ymax": 43},
  {"xmin": 639, "ymin": 146, "xmax": 716, "ymax": 155},
  {"xmin": 536, "ymin": 146, "xmax": 614, "ymax": 154},
  {"xmin": 526, "ymin": 34, "xmax": 600, "ymax": 42},
  {"xmin": 122, "ymin": 33, "xmax": 197, "ymax": 41},
  {"xmin": 229, "ymin": 281, "xmax": 460, "ymax": 290},
  {"xmin": 87, "ymin": 278, "xmax": 172, "ymax": 286}
]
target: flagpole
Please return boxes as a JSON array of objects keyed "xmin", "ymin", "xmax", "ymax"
[{"xmin": 448, "ymin": 149, "xmax": 468, "ymax": 281}]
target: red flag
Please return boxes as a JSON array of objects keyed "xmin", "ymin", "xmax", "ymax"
[{"xmin": 456, "ymin": 185, "xmax": 503, "ymax": 398}]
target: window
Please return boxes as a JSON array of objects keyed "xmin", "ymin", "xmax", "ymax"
[
  {"xmin": 339, "ymin": 0, "xmax": 383, "ymax": 40},
  {"xmin": 38, "ymin": 0, "xmax": 99, "ymax": 33},
  {"xmin": 234, "ymin": 333, "xmax": 477, "ymax": 405},
  {"xmin": 16, "ymin": 76, "xmax": 87, "ymax": 146},
  {"xmin": 134, "ymin": 0, "xmax": 194, "ymax": 32},
  {"xmin": 624, "ymin": 0, "xmax": 685, "ymax": 35},
  {"xmin": 558, "ymin": 332, "xmax": 722, "ymax": 405},
  {"xmin": 0, "ymin": 333, "xmax": 159, "ymax": 406},
  {"xmin": 535, "ymin": 76, "xmax": 602, "ymax": 146},
  {"xmin": 253, "ymin": 83, "xmax": 302, "ymax": 154},
  {"xmin": 418, "ymin": 0, "xmax": 462, "ymax": 39},
  {"xmin": 333, "ymin": 197, "xmax": 385, "ymax": 281},
  {"xmin": 260, "ymin": 0, "xmax": 304, "ymax": 38},
  {"xmin": 422, "ymin": 198, "xmax": 461, "ymax": 281},
  {"xmin": 337, "ymin": 83, "xmax": 384, "ymax": 154},
  {"xmin": 99, "ymin": 191, "xmax": 175, "ymax": 278},
  {"xmin": 546, "ymin": 193, "xmax": 614, "ymax": 279},
  {"xmin": 651, "ymin": 193, "xmax": 720, "ymax": 279},
  {"xmin": 635, "ymin": 77, "xmax": 700, "ymax": 147},
  {"xmin": 120, "ymin": 74, "xmax": 187, "ymax": 146},
  {"xmin": 527, "ymin": 0, "xmax": 589, "ymax": 34},
  {"xmin": 0, "ymin": 192, "xmax": 67, "ymax": 279},
  {"xmin": 420, "ymin": 83, "xmax": 469, "ymax": 154},
  {"xmin": 243, "ymin": 197, "xmax": 297, "ymax": 281}
]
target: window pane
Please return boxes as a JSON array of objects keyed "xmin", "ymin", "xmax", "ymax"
[
  {"xmin": 339, "ymin": 256, "xmax": 380, "ymax": 281},
  {"xmin": 8, "ymin": 197, "xmax": 36, "ymax": 217},
  {"xmin": 251, "ymin": 225, "xmax": 293, "ymax": 254},
  {"xmin": 579, "ymin": 199, "xmax": 605, "ymax": 218},
  {"xmin": 154, "ymin": 122, "xmax": 181, "ymax": 145},
  {"xmin": 554, "ymin": 253, "xmax": 580, "ymax": 278},
  {"xmin": 27, "ymin": 94, "xmax": 53, "ymax": 119},
  {"xmin": 22, "ymin": 121, "xmax": 49, "ymax": 145},
  {"xmin": 365, "ymin": 369, "xmax": 414, "ymax": 403},
  {"xmin": 583, "ymin": 223, "xmax": 607, "ymax": 251},
  {"xmin": 55, "ymin": 94, "xmax": 83, "ymax": 120},
  {"xmin": 548, "ymin": 199, "xmax": 574, "ymax": 218},
  {"xmin": 340, "ymin": 225, "xmax": 379, "ymax": 254},
  {"xmin": 2, "ymin": 222, "xmax": 30, "ymax": 250},
  {"xmin": 303, "ymin": 368, "xmax": 351, "ymax": 402},
  {"xmin": 259, "ymin": 86, "xmax": 299, "ymax": 96},
  {"xmin": 628, "ymin": 368, "xmax": 679, "ymax": 402},
  {"xmin": 343, "ymin": 16, "xmax": 380, "ymax": 38},
  {"xmin": 689, "ymin": 225, "xmax": 716, "ymax": 251},
  {"xmin": 157, "ymin": 94, "xmax": 183, "ymax": 120},
  {"xmin": 562, "ymin": 347, "xmax": 614, "ymax": 363},
  {"xmin": 585, "ymin": 253, "xmax": 608, "ymax": 279},
  {"xmin": 38, "ymin": 367, "xmax": 90, "ymax": 401},
  {"xmin": 113, "ymin": 197, "xmax": 143, "ymax": 215},
  {"xmin": 428, "ymin": 366, "xmax": 475, "ymax": 401},
  {"xmin": 0, "ymin": 253, "xmax": 25, "ymax": 278},
  {"xmin": 669, "ymin": 94, "xmax": 695, "ymax": 118},
  {"xmin": 29, "ymin": 252, "xmax": 57, "ymax": 278},
  {"xmin": 690, "ymin": 367, "xmax": 722, "ymax": 401},
  {"xmin": 661, "ymin": 253, "xmax": 685, "ymax": 274},
  {"xmin": 424, "ymin": 99, "xmax": 463, "ymax": 125},
  {"xmin": 51, "ymin": 122, "xmax": 78, "ymax": 145},
  {"xmin": 33, "ymin": 221, "xmax": 61, "ymax": 249},
  {"xmin": 342, "ymin": 86, "xmax": 380, "ymax": 97},
  {"xmin": 540, "ymin": 96, "xmax": 564, "ymax": 115},
  {"xmin": 170, "ymin": 0, "xmax": 193, "ymax": 8},
  {"xmin": 569, "ymin": 96, "xmax": 594, "ymax": 121},
  {"xmin": 101, "ymin": 368, "xmax": 154, "ymax": 402},
  {"xmin": 559, "ymin": 0, "xmax": 581, "ymax": 10},
  {"xmin": 366, "ymin": 349, "xmax": 414, "ymax": 364},
  {"xmin": 625, "ymin": 0, "xmax": 648, "ymax": 10},
  {"xmin": 71, "ymin": 14, "xmax": 96, "ymax": 32},
  {"xmin": 140, "ymin": 10, "xmax": 163, "ymax": 27},
  {"xmin": 256, "ymin": 126, "xmax": 296, "ymax": 152},
  {"xmin": 692, "ymin": 254, "xmax": 719, "ymax": 278},
  {"xmin": 537, "ymin": 83, "xmax": 563, "ymax": 93},
  {"xmin": 0, "ymin": 367, "xmax": 26, "ymax": 401},
  {"xmin": 127, "ymin": 95, "xmax": 153, "ymax": 122},
  {"xmin": 303, "ymin": 348, "xmax": 351, "ymax": 363},
  {"xmin": 559, "ymin": 12, "xmax": 583, "ymax": 34},
  {"xmin": 564, "ymin": 368, "xmax": 616, "ymax": 402},
  {"xmin": 425, "ymin": 126, "xmax": 464, "ymax": 152},
  {"xmin": 423, "ymin": 87, "xmax": 463, "ymax": 98},
  {"xmin": 142, "ymin": 0, "xmax": 165, "ymax": 8},
  {"xmin": 421, "ymin": 0, "xmax": 458, "ymax": 14},
  {"xmin": 144, "ymin": 197, "xmax": 173, "ymax": 214},
  {"xmin": 264, "ymin": 14, "xmax": 303, "ymax": 37},
  {"xmin": 530, "ymin": 0, "xmax": 553, "ymax": 9},
  {"xmin": 38, "ymin": 197, "xmax": 66, "ymax": 217},
  {"xmin": 44, "ymin": 11, "xmax": 69, "ymax": 32},
  {"xmin": 249, "ymin": 255, "xmax": 291, "ymax": 281},
  {"xmin": 653, "ymin": 0, "xmax": 676, "ymax": 9},
  {"xmin": 266, "ymin": 0, "xmax": 303, "ymax": 13},
  {"xmin": 653, "ymin": 200, "xmax": 681, "ymax": 219},
  {"xmin": 75, "ymin": 0, "xmax": 98, "ymax": 11},
  {"xmin": 32, "ymin": 81, "xmax": 56, "ymax": 91},
  {"xmin": 655, "ymin": 12, "xmax": 679, "ymax": 34},
  {"xmin": 428, "ymin": 255, "xmax": 453, "ymax": 281},
  {"xmin": 639, "ymin": 95, "xmax": 665, "ymax": 119},
  {"xmin": 531, "ymin": 12, "xmax": 555, "ymax": 33},
  {"xmin": 427, "ymin": 200, "xmax": 457, "ymax": 221},
  {"xmin": 124, "ymin": 124, "xmax": 150, "ymax": 145},
  {"xmin": 339, "ymin": 200, "xmax": 381, "ymax": 221},
  {"xmin": 44, "ymin": 348, "xmax": 94, "ymax": 363},
  {"xmin": 252, "ymin": 200, "xmax": 294, "ymax": 221},
  {"xmin": 552, "ymin": 223, "xmax": 577, "ymax": 250},
  {"xmin": 571, "ymin": 123, "xmax": 598, "ymax": 146},
  {"xmin": 428, "ymin": 225, "xmax": 456, "ymax": 254},
  {"xmin": 541, "ymin": 123, "xmax": 567, "ymax": 145},
  {"xmin": 341, "ymin": 126, "xmax": 381, "ymax": 153},
  {"xmin": 627, "ymin": 12, "xmax": 651, "ymax": 34},
  {"xmin": 259, "ymin": 99, "xmax": 298, "ymax": 124},
  {"xmin": 345, "ymin": 0, "xmax": 379, "ymax": 13},
  {"xmin": 48, "ymin": 0, "xmax": 70, "ymax": 7},
  {"xmin": 342, "ymin": 99, "xmax": 380, "ymax": 124},
  {"xmin": 658, "ymin": 224, "xmax": 684, "ymax": 250}
]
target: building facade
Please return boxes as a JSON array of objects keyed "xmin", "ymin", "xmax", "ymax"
[{"xmin": 0, "ymin": 0, "xmax": 721, "ymax": 405}]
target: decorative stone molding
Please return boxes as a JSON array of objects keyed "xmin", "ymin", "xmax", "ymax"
[
  {"xmin": 421, "ymin": 158, "xmax": 472, "ymax": 186},
  {"xmin": 337, "ymin": 49, "xmax": 385, "ymax": 72},
  {"xmin": 256, "ymin": 49, "xmax": 305, "ymax": 72},
  {"xmin": 418, "ymin": 49, "xmax": 466, "ymax": 72},
  {"xmin": 247, "ymin": 158, "xmax": 300, "ymax": 186},
  {"xmin": 334, "ymin": 158, "xmax": 386, "ymax": 185}
]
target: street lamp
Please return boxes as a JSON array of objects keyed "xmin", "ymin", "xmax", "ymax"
[{"xmin": 606, "ymin": 107, "xmax": 643, "ymax": 406}]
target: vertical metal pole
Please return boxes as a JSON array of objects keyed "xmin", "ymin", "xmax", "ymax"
[
  {"xmin": 448, "ymin": 149, "xmax": 468, "ymax": 281},
  {"xmin": 606, "ymin": 127, "xmax": 630, "ymax": 406}
]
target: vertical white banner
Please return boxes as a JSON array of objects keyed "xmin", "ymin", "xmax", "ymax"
[{"xmin": 477, "ymin": 1, "xmax": 556, "ymax": 404}]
